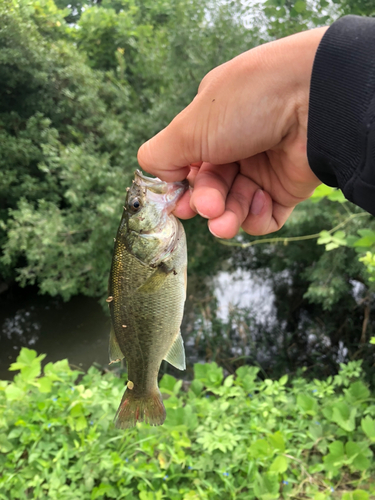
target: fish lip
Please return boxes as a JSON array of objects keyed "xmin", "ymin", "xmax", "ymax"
[
  {"xmin": 134, "ymin": 170, "xmax": 166, "ymax": 191},
  {"xmin": 134, "ymin": 169, "xmax": 156, "ymax": 182},
  {"xmin": 133, "ymin": 170, "xmax": 188, "ymax": 214}
]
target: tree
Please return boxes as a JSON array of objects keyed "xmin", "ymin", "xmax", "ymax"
[{"xmin": 0, "ymin": 0, "xmax": 257, "ymax": 299}]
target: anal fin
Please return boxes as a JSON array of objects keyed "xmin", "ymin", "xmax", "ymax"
[
  {"xmin": 109, "ymin": 327, "xmax": 124, "ymax": 364},
  {"xmin": 164, "ymin": 332, "xmax": 186, "ymax": 370}
]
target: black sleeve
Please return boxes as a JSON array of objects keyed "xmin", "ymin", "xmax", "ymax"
[{"xmin": 307, "ymin": 15, "xmax": 375, "ymax": 216}]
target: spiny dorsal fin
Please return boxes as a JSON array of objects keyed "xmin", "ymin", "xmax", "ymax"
[
  {"xmin": 164, "ymin": 332, "xmax": 186, "ymax": 370},
  {"xmin": 109, "ymin": 327, "xmax": 124, "ymax": 364}
]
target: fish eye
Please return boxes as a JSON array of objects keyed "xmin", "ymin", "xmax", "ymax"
[{"xmin": 129, "ymin": 197, "xmax": 141, "ymax": 212}]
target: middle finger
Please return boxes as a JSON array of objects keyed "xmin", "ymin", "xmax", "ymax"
[{"xmin": 190, "ymin": 162, "xmax": 239, "ymax": 219}]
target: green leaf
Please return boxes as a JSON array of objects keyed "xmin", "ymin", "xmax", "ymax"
[
  {"xmin": 331, "ymin": 402, "xmax": 356, "ymax": 432},
  {"xmin": 317, "ymin": 229, "xmax": 347, "ymax": 251},
  {"xmin": 0, "ymin": 433, "xmax": 14, "ymax": 453},
  {"xmin": 325, "ymin": 242, "xmax": 339, "ymax": 251},
  {"xmin": 269, "ymin": 455, "xmax": 288, "ymax": 473},
  {"xmin": 249, "ymin": 439, "xmax": 273, "ymax": 459},
  {"xmin": 308, "ymin": 422, "xmax": 323, "ymax": 441},
  {"xmin": 194, "ymin": 362, "xmax": 223, "ymax": 388},
  {"xmin": 314, "ymin": 493, "xmax": 327, "ymax": 500},
  {"xmin": 327, "ymin": 189, "xmax": 346, "ymax": 203},
  {"xmin": 91, "ymin": 483, "xmax": 117, "ymax": 500},
  {"xmin": 357, "ymin": 228, "xmax": 375, "ymax": 238},
  {"xmin": 75, "ymin": 415, "xmax": 88, "ymax": 431},
  {"xmin": 328, "ymin": 440, "xmax": 345, "ymax": 458},
  {"xmin": 353, "ymin": 235, "xmax": 375, "ymax": 247},
  {"xmin": 9, "ymin": 347, "xmax": 38, "ymax": 368},
  {"xmin": 323, "ymin": 440, "xmax": 345, "ymax": 473},
  {"xmin": 352, "ymin": 453, "xmax": 371, "ymax": 471},
  {"xmin": 190, "ymin": 379, "xmax": 203, "ymax": 396},
  {"xmin": 159, "ymin": 374, "xmax": 177, "ymax": 394},
  {"xmin": 297, "ymin": 393, "xmax": 317, "ymax": 414},
  {"xmin": 293, "ymin": 0, "xmax": 306, "ymax": 13},
  {"xmin": 317, "ymin": 230, "xmax": 331, "ymax": 244},
  {"xmin": 345, "ymin": 441, "xmax": 372, "ymax": 471},
  {"xmin": 311, "ymin": 184, "xmax": 335, "ymax": 200},
  {"xmin": 70, "ymin": 402, "xmax": 84, "ymax": 417},
  {"xmin": 342, "ymin": 490, "xmax": 370, "ymax": 500},
  {"xmin": 5, "ymin": 384, "xmax": 23, "ymax": 401},
  {"xmin": 346, "ymin": 381, "xmax": 370, "ymax": 402},
  {"xmin": 254, "ymin": 472, "xmax": 280, "ymax": 500},
  {"xmin": 268, "ymin": 431, "xmax": 285, "ymax": 453},
  {"xmin": 37, "ymin": 377, "xmax": 52, "ymax": 393},
  {"xmin": 235, "ymin": 365, "xmax": 259, "ymax": 392},
  {"xmin": 361, "ymin": 416, "xmax": 375, "ymax": 441},
  {"xmin": 9, "ymin": 348, "xmax": 46, "ymax": 382}
]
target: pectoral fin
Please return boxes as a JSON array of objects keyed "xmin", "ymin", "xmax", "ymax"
[
  {"xmin": 164, "ymin": 332, "xmax": 186, "ymax": 370},
  {"xmin": 109, "ymin": 327, "xmax": 124, "ymax": 364},
  {"xmin": 137, "ymin": 263, "xmax": 173, "ymax": 294}
]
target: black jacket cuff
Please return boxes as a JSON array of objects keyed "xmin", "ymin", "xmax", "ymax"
[{"xmin": 307, "ymin": 15, "xmax": 375, "ymax": 216}]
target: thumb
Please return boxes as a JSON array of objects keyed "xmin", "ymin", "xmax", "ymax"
[{"xmin": 137, "ymin": 100, "xmax": 205, "ymax": 182}]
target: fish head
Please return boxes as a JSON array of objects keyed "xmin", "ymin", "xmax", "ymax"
[{"xmin": 121, "ymin": 170, "xmax": 188, "ymax": 265}]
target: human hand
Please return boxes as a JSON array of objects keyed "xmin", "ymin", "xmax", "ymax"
[{"xmin": 137, "ymin": 27, "xmax": 328, "ymax": 238}]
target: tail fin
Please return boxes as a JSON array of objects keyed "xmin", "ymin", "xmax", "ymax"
[{"xmin": 114, "ymin": 387, "xmax": 166, "ymax": 429}]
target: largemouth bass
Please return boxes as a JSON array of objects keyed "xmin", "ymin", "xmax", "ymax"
[{"xmin": 107, "ymin": 170, "xmax": 188, "ymax": 429}]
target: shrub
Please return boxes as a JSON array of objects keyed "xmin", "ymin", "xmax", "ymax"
[{"xmin": 0, "ymin": 348, "xmax": 375, "ymax": 499}]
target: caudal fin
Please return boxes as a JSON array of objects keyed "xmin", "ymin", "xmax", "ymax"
[{"xmin": 114, "ymin": 387, "xmax": 166, "ymax": 429}]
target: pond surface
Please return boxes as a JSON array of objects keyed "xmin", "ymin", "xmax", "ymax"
[
  {"xmin": 0, "ymin": 287, "xmax": 110, "ymax": 380},
  {"xmin": 0, "ymin": 270, "xmax": 276, "ymax": 380}
]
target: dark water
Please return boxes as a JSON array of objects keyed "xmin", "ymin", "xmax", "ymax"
[
  {"xmin": 1, "ymin": 273, "xmax": 368, "ymax": 383},
  {"xmin": 0, "ymin": 276, "xmax": 214, "ymax": 381},
  {"xmin": 0, "ymin": 286, "xmax": 110, "ymax": 380}
]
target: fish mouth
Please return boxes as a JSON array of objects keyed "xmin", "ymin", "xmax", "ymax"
[{"xmin": 133, "ymin": 169, "xmax": 188, "ymax": 214}]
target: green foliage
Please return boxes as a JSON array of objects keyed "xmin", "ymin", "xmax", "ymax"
[
  {"xmin": 226, "ymin": 175, "xmax": 375, "ymax": 384},
  {"xmin": 2, "ymin": 0, "xmax": 374, "ymax": 311},
  {"xmin": 1, "ymin": 348, "xmax": 375, "ymax": 499},
  {"xmin": 0, "ymin": 0, "xmax": 257, "ymax": 299},
  {"xmin": 261, "ymin": 0, "xmax": 338, "ymax": 40},
  {"xmin": 0, "ymin": 0, "xmax": 134, "ymax": 298},
  {"xmin": 312, "ymin": 186, "xmax": 375, "ymax": 284}
]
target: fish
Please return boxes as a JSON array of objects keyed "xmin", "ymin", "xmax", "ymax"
[{"xmin": 107, "ymin": 169, "xmax": 188, "ymax": 429}]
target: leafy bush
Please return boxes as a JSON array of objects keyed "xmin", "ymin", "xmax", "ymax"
[
  {"xmin": 1, "ymin": 349, "xmax": 375, "ymax": 499},
  {"xmin": 0, "ymin": 0, "xmax": 255, "ymax": 300}
]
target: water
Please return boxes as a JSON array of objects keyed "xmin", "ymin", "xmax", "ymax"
[
  {"xmin": 213, "ymin": 268, "xmax": 275, "ymax": 324},
  {"xmin": 0, "ymin": 270, "xmax": 275, "ymax": 380},
  {"xmin": 0, "ymin": 287, "xmax": 110, "ymax": 380}
]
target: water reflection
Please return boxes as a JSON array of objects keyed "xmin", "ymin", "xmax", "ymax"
[
  {"xmin": 213, "ymin": 268, "xmax": 275, "ymax": 324},
  {"xmin": 3, "ymin": 308, "xmax": 40, "ymax": 344},
  {"xmin": 0, "ymin": 267, "xmax": 359, "ymax": 383},
  {"xmin": 0, "ymin": 288, "xmax": 110, "ymax": 380}
]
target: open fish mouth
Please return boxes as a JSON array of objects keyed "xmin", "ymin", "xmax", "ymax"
[{"xmin": 133, "ymin": 169, "xmax": 189, "ymax": 214}]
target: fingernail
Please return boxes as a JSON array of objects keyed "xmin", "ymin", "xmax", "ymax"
[
  {"xmin": 191, "ymin": 203, "xmax": 209, "ymax": 218},
  {"xmin": 209, "ymin": 225, "xmax": 221, "ymax": 238},
  {"xmin": 250, "ymin": 189, "xmax": 265, "ymax": 215},
  {"xmin": 198, "ymin": 210, "xmax": 210, "ymax": 218}
]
